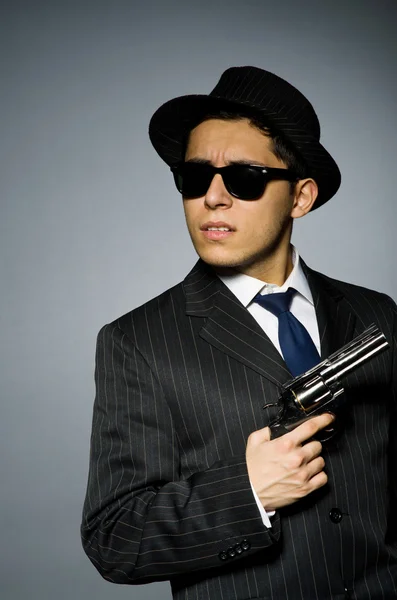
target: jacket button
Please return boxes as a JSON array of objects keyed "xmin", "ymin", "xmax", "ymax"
[
  {"xmin": 234, "ymin": 543, "xmax": 243, "ymax": 555},
  {"xmin": 329, "ymin": 508, "xmax": 343, "ymax": 523},
  {"xmin": 227, "ymin": 546, "xmax": 236, "ymax": 558},
  {"xmin": 241, "ymin": 539, "xmax": 251, "ymax": 551},
  {"xmin": 218, "ymin": 551, "xmax": 228, "ymax": 561}
]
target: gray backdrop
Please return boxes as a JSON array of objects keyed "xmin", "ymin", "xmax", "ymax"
[{"xmin": 1, "ymin": 1, "xmax": 396, "ymax": 599}]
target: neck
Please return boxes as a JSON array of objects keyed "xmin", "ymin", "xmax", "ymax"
[{"xmin": 234, "ymin": 243, "xmax": 294, "ymax": 285}]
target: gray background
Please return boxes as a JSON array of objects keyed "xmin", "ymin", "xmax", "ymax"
[{"xmin": 1, "ymin": 1, "xmax": 396, "ymax": 599}]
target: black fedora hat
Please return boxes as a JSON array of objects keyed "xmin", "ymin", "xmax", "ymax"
[{"xmin": 149, "ymin": 66, "xmax": 341, "ymax": 209}]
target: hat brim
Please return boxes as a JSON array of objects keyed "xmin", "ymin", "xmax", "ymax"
[{"xmin": 149, "ymin": 94, "xmax": 341, "ymax": 210}]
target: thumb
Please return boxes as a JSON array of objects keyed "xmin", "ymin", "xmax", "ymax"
[
  {"xmin": 249, "ymin": 425, "xmax": 272, "ymax": 446},
  {"xmin": 261, "ymin": 426, "xmax": 272, "ymax": 442}
]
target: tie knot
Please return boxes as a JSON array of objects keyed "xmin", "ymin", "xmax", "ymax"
[{"xmin": 253, "ymin": 288, "xmax": 296, "ymax": 316}]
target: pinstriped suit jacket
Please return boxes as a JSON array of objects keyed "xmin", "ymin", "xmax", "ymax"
[{"xmin": 81, "ymin": 259, "xmax": 397, "ymax": 599}]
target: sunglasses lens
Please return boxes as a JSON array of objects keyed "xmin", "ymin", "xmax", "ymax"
[
  {"xmin": 226, "ymin": 166, "xmax": 266, "ymax": 200},
  {"xmin": 173, "ymin": 163, "xmax": 212, "ymax": 198},
  {"xmin": 173, "ymin": 163, "xmax": 269, "ymax": 200}
]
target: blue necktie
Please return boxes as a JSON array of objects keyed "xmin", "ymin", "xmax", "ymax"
[{"xmin": 253, "ymin": 288, "xmax": 320, "ymax": 377}]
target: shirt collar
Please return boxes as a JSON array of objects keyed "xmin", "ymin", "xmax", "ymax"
[{"xmin": 216, "ymin": 246, "xmax": 314, "ymax": 308}]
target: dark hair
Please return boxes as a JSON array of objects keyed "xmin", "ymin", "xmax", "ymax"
[{"xmin": 184, "ymin": 101, "xmax": 308, "ymax": 185}]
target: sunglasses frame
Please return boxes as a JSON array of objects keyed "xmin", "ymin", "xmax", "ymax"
[{"xmin": 171, "ymin": 162, "xmax": 299, "ymax": 200}]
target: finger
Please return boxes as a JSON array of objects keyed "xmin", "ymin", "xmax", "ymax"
[
  {"xmin": 248, "ymin": 426, "xmax": 271, "ymax": 446},
  {"xmin": 322, "ymin": 412, "xmax": 337, "ymax": 434},
  {"xmin": 305, "ymin": 456, "xmax": 326, "ymax": 480},
  {"xmin": 301, "ymin": 439, "xmax": 323, "ymax": 462},
  {"xmin": 290, "ymin": 413, "xmax": 335, "ymax": 445},
  {"xmin": 307, "ymin": 469, "xmax": 328, "ymax": 492}
]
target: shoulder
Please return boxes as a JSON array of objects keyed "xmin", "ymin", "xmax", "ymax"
[
  {"xmin": 96, "ymin": 260, "xmax": 216, "ymax": 353},
  {"xmin": 306, "ymin": 266, "xmax": 397, "ymax": 338},
  {"xmin": 106, "ymin": 279, "xmax": 186, "ymax": 341},
  {"xmin": 313, "ymin": 269, "xmax": 395, "ymax": 307}
]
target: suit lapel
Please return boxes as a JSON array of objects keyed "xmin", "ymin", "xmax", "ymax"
[
  {"xmin": 302, "ymin": 261, "xmax": 358, "ymax": 358},
  {"xmin": 184, "ymin": 259, "xmax": 363, "ymax": 387},
  {"xmin": 184, "ymin": 260, "xmax": 291, "ymax": 388}
]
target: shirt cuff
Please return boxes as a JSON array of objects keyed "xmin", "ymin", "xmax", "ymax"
[{"xmin": 250, "ymin": 481, "xmax": 275, "ymax": 528}]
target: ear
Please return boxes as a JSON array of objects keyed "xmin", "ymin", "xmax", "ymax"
[{"xmin": 290, "ymin": 178, "xmax": 318, "ymax": 218}]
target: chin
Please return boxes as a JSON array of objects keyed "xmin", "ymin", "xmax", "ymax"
[{"xmin": 196, "ymin": 248, "xmax": 247, "ymax": 269}]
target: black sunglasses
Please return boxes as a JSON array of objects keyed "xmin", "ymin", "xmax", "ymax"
[{"xmin": 171, "ymin": 162, "xmax": 298, "ymax": 201}]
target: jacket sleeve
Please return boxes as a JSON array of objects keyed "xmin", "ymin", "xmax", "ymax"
[{"xmin": 81, "ymin": 322, "xmax": 280, "ymax": 584}]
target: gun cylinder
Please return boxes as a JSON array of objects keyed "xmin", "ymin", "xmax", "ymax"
[
  {"xmin": 283, "ymin": 324, "xmax": 389, "ymax": 420},
  {"xmin": 293, "ymin": 375, "xmax": 338, "ymax": 413}
]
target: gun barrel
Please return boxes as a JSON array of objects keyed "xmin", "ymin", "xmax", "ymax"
[{"xmin": 320, "ymin": 325, "xmax": 388, "ymax": 386}]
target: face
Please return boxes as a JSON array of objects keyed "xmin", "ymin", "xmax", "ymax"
[{"xmin": 183, "ymin": 118, "xmax": 299, "ymax": 281}]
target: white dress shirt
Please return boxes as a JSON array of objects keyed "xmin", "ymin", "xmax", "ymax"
[{"xmin": 217, "ymin": 246, "xmax": 321, "ymax": 527}]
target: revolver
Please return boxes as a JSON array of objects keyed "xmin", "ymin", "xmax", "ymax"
[{"xmin": 266, "ymin": 324, "xmax": 389, "ymax": 440}]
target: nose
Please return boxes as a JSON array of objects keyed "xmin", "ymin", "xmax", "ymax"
[{"xmin": 204, "ymin": 174, "xmax": 233, "ymax": 209}]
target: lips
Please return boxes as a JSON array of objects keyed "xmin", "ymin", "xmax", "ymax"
[
  {"xmin": 200, "ymin": 221, "xmax": 235, "ymax": 232},
  {"xmin": 200, "ymin": 221, "xmax": 235, "ymax": 241}
]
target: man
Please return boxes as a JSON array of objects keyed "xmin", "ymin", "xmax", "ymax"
[{"xmin": 81, "ymin": 66, "xmax": 397, "ymax": 599}]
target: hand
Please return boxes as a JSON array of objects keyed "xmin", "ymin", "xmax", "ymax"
[{"xmin": 246, "ymin": 413, "xmax": 335, "ymax": 511}]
